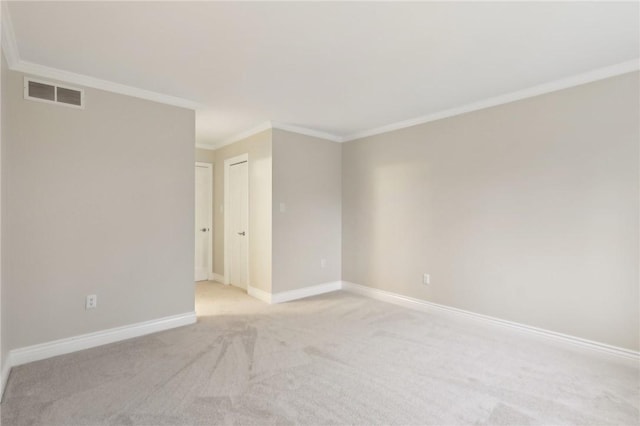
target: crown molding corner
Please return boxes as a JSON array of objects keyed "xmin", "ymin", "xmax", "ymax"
[
  {"xmin": 4, "ymin": 2, "xmax": 637, "ymax": 149},
  {"xmin": 270, "ymin": 121, "xmax": 344, "ymax": 143},
  {"xmin": 214, "ymin": 121, "xmax": 273, "ymax": 149},
  {"xmin": 1, "ymin": 1, "xmax": 20, "ymax": 68},
  {"xmin": 195, "ymin": 143, "xmax": 216, "ymax": 151},
  {"xmin": 212, "ymin": 120, "xmax": 345, "ymax": 150},
  {"xmin": 13, "ymin": 60, "xmax": 203, "ymax": 110},
  {"xmin": 1, "ymin": 3, "xmax": 202, "ymax": 111}
]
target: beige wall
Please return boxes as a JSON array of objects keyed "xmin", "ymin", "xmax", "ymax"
[
  {"xmin": 213, "ymin": 130, "xmax": 272, "ymax": 291},
  {"xmin": 272, "ymin": 129, "xmax": 341, "ymax": 293},
  {"xmin": 0, "ymin": 52, "xmax": 6, "ymax": 377},
  {"xmin": 3, "ymin": 69, "xmax": 196, "ymax": 350},
  {"xmin": 342, "ymin": 72, "xmax": 640, "ymax": 351},
  {"xmin": 196, "ymin": 147, "xmax": 215, "ymax": 164},
  {"xmin": 211, "ymin": 128, "xmax": 341, "ymax": 295}
]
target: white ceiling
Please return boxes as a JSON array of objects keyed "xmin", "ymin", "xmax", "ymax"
[{"xmin": 5, "ymin": 1, "xmax": 639, "ymax": 147}]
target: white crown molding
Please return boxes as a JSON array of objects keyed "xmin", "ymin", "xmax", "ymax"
[
  {"xmin": 271, "ymin": 121, "xmax": 343, "ymax": 143},
  {"xmin": 342, "ymin": 58, "xmax": 640, "ymax": 142},
  {"xmin": 215, "ymin": 59, "xmax": 639, "ymax": 147},
  {"xmin": 341, "ymin": 281, "xmax": 639, "ymax": 361},
  {"xmin": 13, "ymin": 60, "xmax": 202, "ymax": 110},
  {"xmin": 1, "ymin": 2, "xmax": 201, "ymax": 111},
  {"xmin": 1, "ymin": 1, "xmax": 19, "ymax": 68},
  {"xmin": 3, "ymin": 1, "xmax": 638, "ymax": 153},
  {"xmin": 196, "ymin": 143, "xmax": 217, "ymax": 151},
  {"xmin": 212, "ymin": 120, "xmax": 344, "ymax": 151},
  {"xmin": 214, "ymin": 121, "xmax": 273, "ymax": 149}
]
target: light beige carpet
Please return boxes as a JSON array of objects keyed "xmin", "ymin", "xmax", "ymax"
[{"xmin": 1, "ymin": 282, "xmax": 638, "ymax": 425}]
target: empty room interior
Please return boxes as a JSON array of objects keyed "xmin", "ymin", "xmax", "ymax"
[{"xmin": 0, "ymin": 1, "xmax": 638, "ymax": 425}]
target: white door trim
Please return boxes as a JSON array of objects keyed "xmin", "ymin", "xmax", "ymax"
[
  {"xmin": 195, "ymin": 162, "xmax": 213, "ymax": 281},
  {"xmin": 224, "ymin": 153, "xmax": 249, "ymax": 286}
]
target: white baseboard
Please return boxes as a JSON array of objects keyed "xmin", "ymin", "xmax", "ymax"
[
  {"xmin": 8, "ymin": 311, "xmax": 197, "ymax": 370},
  {"xmin": 209, "ymin": 272, "xmax": 226, "ymax": 283},
  {"xmin": 341, "ymin": 281, "xmax": 639, "ymax": 361},
  {"xmin": 272, "ymin": 281, "xmax": 342, "ymax": 304},
  {"xmin": 247, "ymin": 285, "xmax": 272, "ymax": 303},
  {"xmin": 248, "ymin": 281, "xmax": 342, "ymax": 304}
]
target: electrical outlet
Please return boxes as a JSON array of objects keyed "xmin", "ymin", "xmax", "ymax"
[
  {"xmin": 423, "ymin": 273, "xmax": 430, "ymax": 285},
  {"xmin": 86, "ymin": 294, "xmax": 97, "ymax": 309},
  {"xmin": 279, "ymin": 202, "xmax": 286, "ymax": 213},
  {"xmin": 321, "ymin": 259, "xmax": 327, "ymax": 268}
]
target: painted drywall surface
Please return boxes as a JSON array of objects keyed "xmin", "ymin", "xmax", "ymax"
[
  {"xmin": 272, "ymin": 129, "xmax": 341, "ymax": 293},
  {"xmin": 196, "ymin": 147, "xmax": 215, "ymax": 164},
  {"xmin": 0, "ymin": 51, "xmax": 6, "ymax": 379},
  {"xmin": 342, "ymin": 72, "xmax": 639, "ymax": 351},
  {"xmin": 3, "ymin": 69, "xmax": 196, "ymax": 350},
  {"xmin": 212, "ymin": 130, "xmax": 272, "ymax": 291}
]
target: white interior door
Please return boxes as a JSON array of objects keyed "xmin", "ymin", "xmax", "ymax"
[
  {"xmin": 228, "ymin": 161, "xmax": 248, "ymax": 289},
  {"xmin": 195, "ymin": 163, "xmax": 212, "ymax": 281}
]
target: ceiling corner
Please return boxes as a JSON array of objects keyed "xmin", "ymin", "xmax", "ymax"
[{"xmin": 1, "ymin": 1, "xmax": 20, "ymax": 67}]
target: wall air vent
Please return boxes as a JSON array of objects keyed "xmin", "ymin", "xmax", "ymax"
[{"xmin": 24, "ymin": 77, "xmax": 84, "ymax": 109}]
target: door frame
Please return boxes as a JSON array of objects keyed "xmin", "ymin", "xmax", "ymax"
[
  {"xmin": 195, "ymin": 162, "xmax": 213, "ymax": 281},
  {"xmin": 223, "ymin": 153, "xmax": 249, "ymax": 287}
]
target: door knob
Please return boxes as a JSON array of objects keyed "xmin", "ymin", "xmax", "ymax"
[
  {"xmin": 237, "ymin": 231, "xmax": 246, "ymax": 236},
  {"xmin": 201, "ymin": 228, "xmax": 207, "ymax": 232}
]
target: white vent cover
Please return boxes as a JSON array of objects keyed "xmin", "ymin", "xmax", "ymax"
[{"xmin": 24, "ymin": 77, "xmax": 84, "ymax": 109}]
